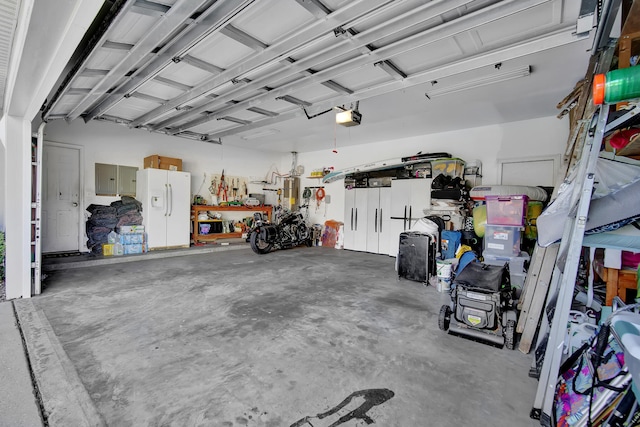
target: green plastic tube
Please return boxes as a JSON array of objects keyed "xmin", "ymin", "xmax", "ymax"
[{"xmin": 594, "ymin": 65, "xmax": 640, "ymax": 104}]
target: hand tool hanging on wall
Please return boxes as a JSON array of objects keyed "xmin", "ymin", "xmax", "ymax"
[{"xmin": 217, "ymin": 169, "xmax": 228, "ymax": 202}]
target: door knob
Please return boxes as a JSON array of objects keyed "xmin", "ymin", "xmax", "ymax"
[{"xmin": 72, "ymin": 202, "xmax": 78, "ymax": 207}]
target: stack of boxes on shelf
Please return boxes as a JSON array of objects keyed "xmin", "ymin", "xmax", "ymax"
[{"xmin": 482, "ymin": 195, "xmax": 529, "ymax": 287}]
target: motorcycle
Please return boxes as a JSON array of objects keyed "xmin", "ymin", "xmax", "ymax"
[{"xmin": 249, "ymin": 205, "xmax": 312, "ymax": 254}]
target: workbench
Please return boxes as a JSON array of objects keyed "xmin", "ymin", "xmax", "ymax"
[{"xmin": 191, "ymin": 204, "xmax": 272, "ymax": 245}]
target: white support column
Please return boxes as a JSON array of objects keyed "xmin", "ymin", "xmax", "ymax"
[
  {"xmin": 0, "ymin": 117, "xmax": 6, "ymax": 231},
  {"xmin": 4, "ymin": 115, "xmax": 32, "ymax": 299}
]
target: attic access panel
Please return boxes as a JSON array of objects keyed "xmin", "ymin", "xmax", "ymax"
[{"xmin": 498, "ymin": 155, "xmax": 561, "ymax": 186}]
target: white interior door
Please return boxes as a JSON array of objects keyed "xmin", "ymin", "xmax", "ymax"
[{"xmin": 42, "ymin": 144, "xmax": 81, "ymax": 253}]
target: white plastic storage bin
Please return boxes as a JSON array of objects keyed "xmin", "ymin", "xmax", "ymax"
[
  {"xmin": 482, "ymin": 251, "xmax": 530, "ymax": 288},
  {"xmin": 483, "ymin": 225, "xmax": 522, "ymax": 257}
]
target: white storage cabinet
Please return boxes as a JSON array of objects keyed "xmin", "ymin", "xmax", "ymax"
[
  {"xmin": 343, "ymin": 187, "xmax": 391, "ymax": 254},
  {"xmin": 387, "ymin": 179, "xmax": 432, "ymax": 257}
]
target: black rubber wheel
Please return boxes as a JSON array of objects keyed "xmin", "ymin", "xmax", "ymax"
[
  {"xmin": 505, "ymin": 319, "xmax": 516, "ymax": 350},
  {"xmin": 249, "ymin": 230, "xmax": 273, "ymax": 254},
  {"xmin": 438, "ymin": 305, "xmax": 451, "ymax": 331}
]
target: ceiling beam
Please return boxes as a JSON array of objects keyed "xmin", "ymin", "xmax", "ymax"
[
  {"xmin": 294, "ymin": 0, "xmax": 332, "ymax": 19},
  {"xmin": 220, "ymin": 25, "xmax": 268, "ymax": 51},
  {"xmin": 219, "ymin": 116, "xmax": 252, "ymax": 125},
  {"xmin": 276, "ymin": 95, "xmax": 312, "ymax": 107},
  {"xmin": 81, "ymin": 69, "xmax": 110, "ymax": 77},
  {"xmin": 65, "ymin": 0, "xmax": 213, "ymax": 121},
  {"xmin": 126, "ymin": 0, "xmax": 395, "ymax": 128},
  {"xmin": 127, "ymin": 91, "xmax": 167, "ymax": 103},
  {"xmin": 374, "ymin": 60, "xmax": 407, "ymax": 80},
  {"xmin": 179, "ymin": 55, "xmax": 224, "ymax": 74},
  {"xmin": 247, "ymin": 106, "xmax": 278, "ymax": 117},
  {"xmin": 165, "ymin": 0, "xmax": 546, "ymax": 134},
  {"xmin": 131, "ymin": 0, "xmax": 171, "ymax": 17},
  {"xmin": 81, "ymin": 0, "xmax": 256, "ymax": 122},
  {"xmin": 203, "ymin": 27, "xmax": 587, "ymax": 140},
  {"xmin": 102, "ymin": 40, "xmax": 134, "ymax": 50},
  {"xmin": 67, "ymin": 88, "xmax": 92, "ymax": 95},
  {"xmin": 321, "ymin": 80, "xmax": 354, "ymax": 95},
  {"xmin": 153, "ymin": 76, "xmax": 193, "ymax": 91},
  {"xmin": 150, "ymin": 0, "xmax": 475, "ymax": 132}
]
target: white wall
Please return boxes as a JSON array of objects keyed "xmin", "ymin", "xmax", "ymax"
[
  {"xmin": 44, "ymin": 119, "xmax": 284, "ymax": 250},
  {"xmin": 43, "ymin": 115, "xmax": 569, "ymax": 247},
  {"xmin": 296, "ymin": 115, "xmax": 569, "ymax": 226}
]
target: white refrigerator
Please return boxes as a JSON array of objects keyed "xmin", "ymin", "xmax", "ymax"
[{"xmin": 136, "ymin": 169, "xmax": 191, "ymax": 249}]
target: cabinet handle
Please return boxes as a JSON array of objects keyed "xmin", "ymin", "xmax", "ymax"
[
  {"xmin": 355, "ymin": 208, "xmax": 358, "ymax": 230},
  {"xmin": 409, "ymin": 206, "xmax": 412, "ymax": 228},
  {"xmin": 380, "ymin": 209, "xmax": 383, "ymax": 232},
  {"xmin": 168, "ymin": 184, "xmax": 173, "ymax": 216},
  {"xmin": 403, "ymin": 205, "xmax": 407, "ymax": 230},
  {"xmin": 164, "ymin": 184, "xmax": 169, "ymax": 216},
  {"xmin": 374, "ymin": 209, "xmax": 378, "ymax": 233},
  {"xmin": 350, "ymin": 208, "xmax": 354, "ymax": 230}
]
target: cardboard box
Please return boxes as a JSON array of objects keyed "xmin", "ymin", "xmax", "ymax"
[
  {"xmin": 144, "ymin": 155, "xmax": 182, "ymax": 171},
  {"xmin": 119, "ymin": 233, "xmax": 145, "ymax": 244},
  {"xmin": 123, "ymin": 243, "xmax": 145, "ymax": 255},
  {"xmin": 118, "ymin": 225, "xmax": 145, "ymax": 234}
]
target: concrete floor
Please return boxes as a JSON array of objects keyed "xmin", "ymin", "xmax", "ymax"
[{"xmin": 19, "ymin": 247, "xmax": 539, "ymax": 426}]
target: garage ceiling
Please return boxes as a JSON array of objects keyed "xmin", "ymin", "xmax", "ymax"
[{"xmin": 41, "ymin": 0, "xmax": 595, "ymax": 153}]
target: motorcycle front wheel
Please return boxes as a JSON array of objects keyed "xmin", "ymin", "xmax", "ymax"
[{"xmin": 250, "ymin": 230, "xmax": 273, "ymax": 254}]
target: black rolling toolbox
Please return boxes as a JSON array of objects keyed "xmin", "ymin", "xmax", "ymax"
[{"xmin": 397, "ymin": 231, "xmax": 436, "ymax": 283}]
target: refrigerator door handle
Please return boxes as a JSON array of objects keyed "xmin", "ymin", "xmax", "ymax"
[
  {"xmin": 168, "ymin": 183, "xmax": 173, "ymax": 216},
  {"xmin": 164, "ymin": 184, "xmax": 169, "ymax": 216}
]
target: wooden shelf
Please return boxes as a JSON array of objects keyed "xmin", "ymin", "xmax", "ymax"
[
  {"xmin": 193, "ymin": 232, "xmax": 242, "ymax": 241},
  {"xmin": 191, "ymin": 204, "xmax": 272, "ymax": 245}
]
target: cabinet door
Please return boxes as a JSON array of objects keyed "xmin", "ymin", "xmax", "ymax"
[
  {"xmin": 352, "ymin": 189, "xmax": 368, "ymax": 251},
  {"xmin": 408, "ymin": 178, "xmax": 432, "ymax": 223},
  {"xmin": 378, "ymin": 187, "xmax": 392, "ymax": 255},
  {"xmin": 343, "ymin": 188, "xmax": 357, "ymax": 250},
  {"xmin": 390, "ymin": 179, "xmax": 411, "ymax": 224},
  {"xmin": 166, "ymin": 171, "xmax": 191, "ymax": 247},
  {"xmin": 343, "ymin": 188, "xmax": 368, "ymax": 251},
  {"xmin": 95, "ymin": 163, "xmax": 117, "ymax": 196},
  {"xmin": 117, "ymin": 166, "xmax": 138, "ymax": 196},
  {"xmin": 365, "ymin": 188, "xmax": 380, "ymax": 254}
]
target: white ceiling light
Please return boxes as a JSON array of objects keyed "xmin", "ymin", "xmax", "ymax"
[{"xmin": 425, "ymin": 65, "xmax": 532, "ymax": 99}]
